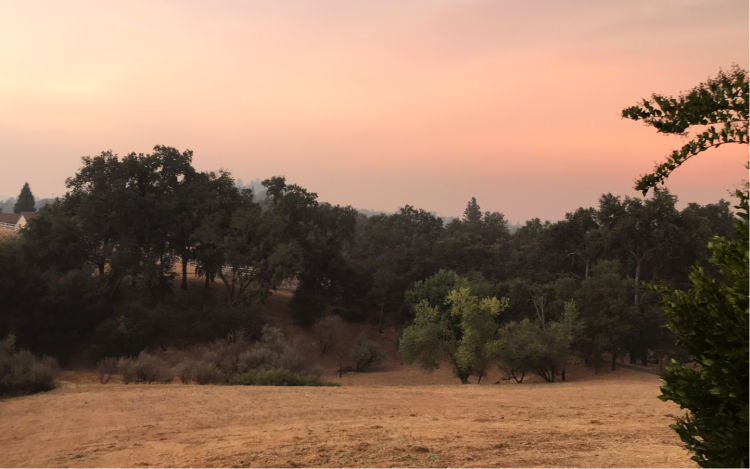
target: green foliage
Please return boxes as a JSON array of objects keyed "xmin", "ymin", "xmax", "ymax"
[
  {"xmin": 487, "ymin": 318, "xmax": 538, "ymax": 383},
  {"xmin": 398, "ymin": 300, "xmax": 454, "ymax": 371},
  {"xmin": 0, "ymin": 335, "xmax": 58, "ymax": 396},
  {"xmin": 575, "ymin": 260, "xmax": 634, "ymax": 371},
  {"xmin": 623, "ymin": 65, "xmax": 749, "ymax": 193},
  {"xmin": 655, "ymin": 191, "xmax": 748, "ymax": 467},
  {"xmin": 13, "ymin": 182, "xmax": 36, "ymax": 213},
  {"xmin": 436, "ymin": 197, "xmax": 511, "ymax": 277},
  {"xmin": 343, "ymin": 205, "xmax": 444, "ymax": 324},
  {"xmin": 118, "ymin": 352, "xmax": 173, "ymax": 384},
  {"xmin": 489, "ymin": 300, "xmax": 580, "ymax": 383},
  {"xmin": 350, "ymin": 333, "xmax": 382, "ymax": 371},
  {"xmin": 90, "ymin": 304, "xmax": 156, "ymax": 360},
  {"xmin": 228, "ymin": 368, "xmax": 334, "ymax": 386},
  {"xmin": 447, "ymin": 288, "xmax": 507, "ymax": 383},
  {"xmin": 399, "ymin": 278, "xmax": 508, "ymax": 383}
]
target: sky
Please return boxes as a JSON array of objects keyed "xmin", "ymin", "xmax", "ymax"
[{"xmin": 0, "ymin": 0, "xmax": 747, "ymax": 223}]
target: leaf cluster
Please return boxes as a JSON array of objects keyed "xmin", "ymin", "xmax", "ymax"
[{"xmin": 622, "ymin": 65, "xmax": 749, "ymax": 193}]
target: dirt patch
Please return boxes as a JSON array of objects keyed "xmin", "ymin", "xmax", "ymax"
[{"xmin": 0, "ymin": 371, "xmax": 692, "ymax": 467}]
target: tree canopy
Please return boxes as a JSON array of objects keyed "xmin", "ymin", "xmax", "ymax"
[
  {"xmin": 623, "ymin": 65, "xmax": 749, "ymax": 193},
  {"xmin": 13, "ymin": 182, "xmax": 35, "ymax": 213}
]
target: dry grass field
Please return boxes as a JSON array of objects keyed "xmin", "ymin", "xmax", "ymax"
[
  {"xmin": 0, "ymin": 288, "xmax": 695, "ymax": 467},
  {"xmin": 0, "ymin": 367, "xmax": 693, "ymax": 468}
]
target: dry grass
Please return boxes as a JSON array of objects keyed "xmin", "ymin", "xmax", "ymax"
[
  {"xmin": 0, "ymin": 287, "xmax": 694, "ymax": 467},
  {"xmin": 0, "ymin": 368, "xmax": 692, "ymax": 467}
]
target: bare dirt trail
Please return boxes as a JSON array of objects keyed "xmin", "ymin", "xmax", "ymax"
[{"xmin": 0, "ymin": 369, "xmax": 693, "ymax": 467}]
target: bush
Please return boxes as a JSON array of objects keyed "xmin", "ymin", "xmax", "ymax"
[
  {"xmin": 237, "ymin": 347, "xmax": 275, "ymax": 372},
  {"xmin": 175, "ymin": 358, "xmax": 225, "ymax": 384},
  {"xmin": 235, "ymin": 327, "xmax": 305, "ymax": 373},
  {"xmin": 228, "ymin": 368, "xmax": 334, "ymax": 386},
  {"xmin": 118, "ymin": 352, "xmax": 173, "ymax": 384},
  {"xmin": 313, "ymin": 315, "xmax": 344, "ymax": 354},
  {"xmin": 351, "ymin": 333, "xmax": 382, "ymax": 371},
  {"xmin": 170, "ymin": 326, "xmax": 321, "ymax": 386},
  {"xmin": 96, "ymin": 357, "xmax": 119, "ymax": 384},
  {"xmin": 0, "ymin": 335, "xmax": 59, "ymax": 396},
  {"xmin": 90, "ymin": 303, "xmax": 156, "ymax": 360}
]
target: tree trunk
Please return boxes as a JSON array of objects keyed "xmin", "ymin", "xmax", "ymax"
[
  {"xmin": 378, "ymin": 300, "xmax": 385, "ymax": 334},
  {"xmin": 181, "ymin": 256, "xmax": 188, "ymax": 290},
  {"xmin": 584, "ymin": 258, "xmax": 589, "ymax": 280},
  {"xmin": 634, "ymin": 258, "xmax": 641, "ymax": 306}
]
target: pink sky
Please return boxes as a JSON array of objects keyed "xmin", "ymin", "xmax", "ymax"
[{"xmin": 0, "ymin": 0, "xmax": 747, "ymax": 222}]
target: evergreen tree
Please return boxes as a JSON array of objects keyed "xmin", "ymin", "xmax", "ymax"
[{"xmin": 13, "ymin": 182, "xmax": 36, "ymax": 213}]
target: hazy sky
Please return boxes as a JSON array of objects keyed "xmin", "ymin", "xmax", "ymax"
[{"xmin": 1, "ymin": 0, "xmax": 747, "ymax": 222}]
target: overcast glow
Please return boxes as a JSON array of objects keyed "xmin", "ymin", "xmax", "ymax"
[{"xmin": 0, "ymin": 0, "xmax": 747, "ymax": 222}]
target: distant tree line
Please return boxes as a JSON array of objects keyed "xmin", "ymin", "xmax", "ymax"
[{"xmin": 0, "ymin": 145, "xmax": 734, "ymax": 369}]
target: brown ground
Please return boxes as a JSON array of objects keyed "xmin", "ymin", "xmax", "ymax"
[
  {"xmin": 0, "ymin": 368, "xmax": 693, "ymax": 468},
  {"xmin": 0, "ymin": 286, "xmax": 695, "ymax": 467}
]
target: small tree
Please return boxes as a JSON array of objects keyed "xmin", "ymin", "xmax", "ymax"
[
  {"xmin": 448, "ymin": 288, "xmax": 507, "ymax": 383},
  {"xmin": 489, "ymin": 300, "xmax": 580, "ymax": 383},
  {"xmin": 399, "ymin": 286, "xmax": 508, "ymax": 384},
  {"xmin": 350, "ymin": 333, "xmax": 382, "ymax": 371},
  {"xmin": 13, "ymin": 182, "xmax": 36, "ymax": 213}
]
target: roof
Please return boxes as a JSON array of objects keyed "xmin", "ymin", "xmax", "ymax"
[
  {"xmin": 0, "ymin": 211, "xmax": 36, "ymax": 226},
  {"xmin": 0, "ymin": 213, "xmax": 21, "ymax": 225}
]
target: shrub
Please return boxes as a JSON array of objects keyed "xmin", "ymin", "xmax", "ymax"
[
  {"xmin": 96, "ymin": 357, "xmax": 119, "ymax": 384},
  {"xmin": 278, "ymin": 345, "xmax": 305, "ymax": 373},
  {"xmin": 90, "ymin": 303, "xmax": 156, "ymax": 360},
  {"xmin": 175, "ymin": 358, "xmax": 225, "ymax": 384},
  {"xmin": 228, "ymin": 368, "xmax": 335, "ymax": 386},
  {"xmin": 172, "ymin": 325, "xmax": 321, "ymax": 386},
  {"xmin": 0, "ymin": 335, "xmax": 59, "ymax": 396},
  {"xmin": 118, "ymin": 352, "xmax": 173, "ymax": 384},
  {"xmin": 235, "ymin": 327, "xmax": 304, "ymax": 373},
  {"xmin": 351, "ymin": 333, "xmax": 382, "ymax": 371},
  {"xmin": 237, "ymin": 347, "xmax": 275, "ymax": 372},
  {"xmin": 313, "ymin": 315, "xmax": 344, "ymax": 354}
]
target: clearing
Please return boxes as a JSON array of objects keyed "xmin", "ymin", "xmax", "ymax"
[{"xmin": 0, "ymin": 369, "xmax": 692, "ymax": 467}]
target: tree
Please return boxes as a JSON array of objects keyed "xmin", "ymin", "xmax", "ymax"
[
  {"xmin": 655, "ymin": 192, "xmax": 748, "ymax": 467},
  {"xmin": 14, "ymin": 183, "xmax": 36, "ymax": 213},
  {"xmin": 624, "ymin": 66, "xmax": 749, "ymax": 466},
  {"xmin": 623, "ymin": 65, "xmax": 748, "ymax": 194},
  {"xmin": 489, "ymin": 298, "xmax": 580, "ymax": 384},
  {"xmin": 462, "ymin": 197, "xmax": 482, "ymax": 226},
  {"xmin": 448, "ymin": 288, "xmax": 507, "ymax": 383},
  {"xmin": 575, "ymin": 260, "xmax": 633, "ymax": 371},
  {"xmin": 399, "ymin": 276, "xmax": 508, "ymax": 384}
]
